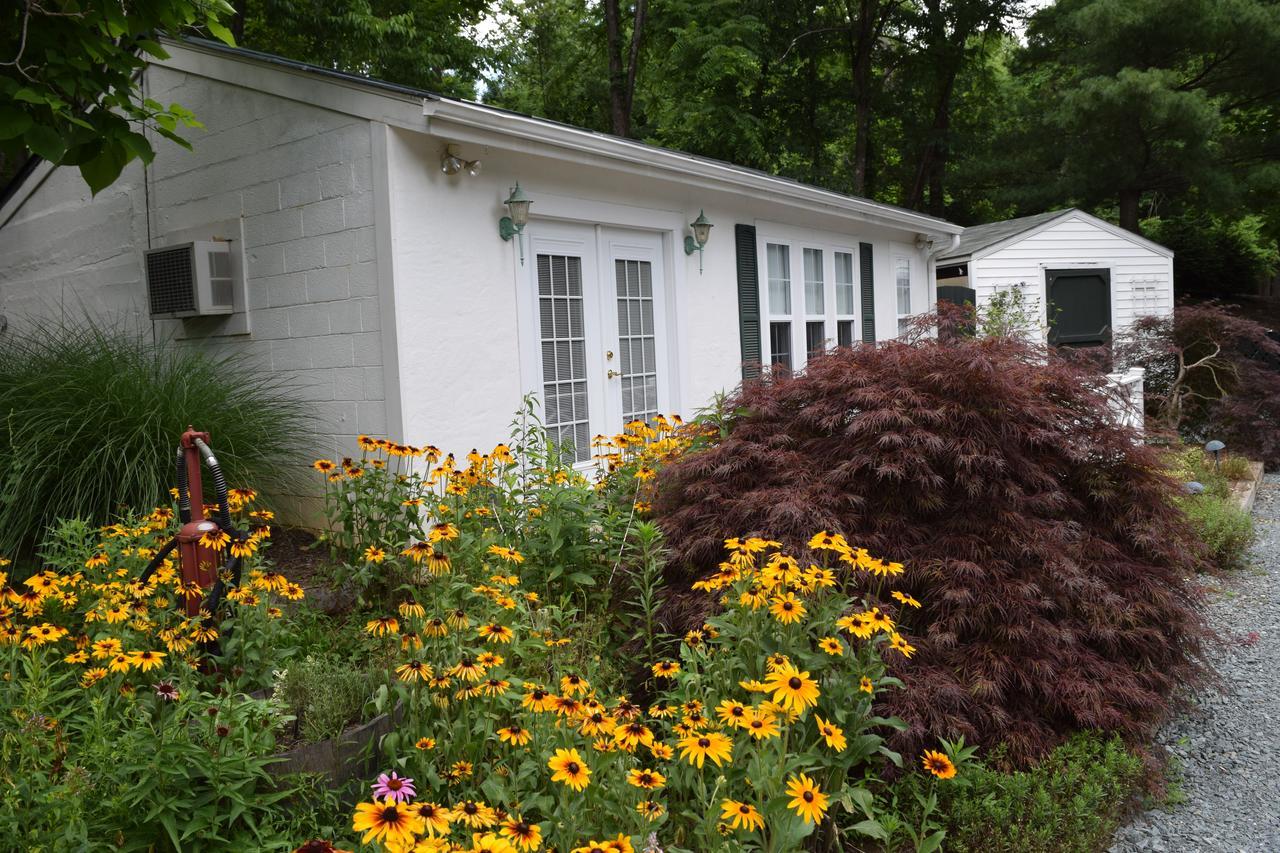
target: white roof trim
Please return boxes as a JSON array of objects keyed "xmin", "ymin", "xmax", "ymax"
[
  {"xmin": 956, "ymin": 209, "xmax": 1173, "ymax": 262},
  {"xmin": 157, "ymin": 38, "xmax": 960, "ymax": 237}
]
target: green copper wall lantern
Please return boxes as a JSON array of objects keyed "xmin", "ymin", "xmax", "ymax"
[
  {"xmin": 499, "ymin": 183, "xmax": 533, "ymax": 265},
  {"xmin": 683, "ymin": 209, "xmax": 713, "ymax": 274}
]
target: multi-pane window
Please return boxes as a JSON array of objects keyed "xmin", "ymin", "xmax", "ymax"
[
  {"xmin": 536, "ymin": 253, "xmax": 590, "ymax": 464},
  {"xmin": 767, "ymin": 243, "xmax": 792, "ymax": 368},
  {"xmin": 803, "ymin": 248, "xmax": 825, "ymax": 358},
  {"xmin": 615, "ymin": 259, "xmax": 659, "ymax": 424},
  {"xmin": 895, "ymin": 256, "xmax": 912, "ymax": 336},
  {"xmin": 835, "ymin": 251, "xmax": 856, "ymax": 348}
]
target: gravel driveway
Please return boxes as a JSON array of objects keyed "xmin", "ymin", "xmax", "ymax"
[{"xmin": 1109, "ymin": 474, "xmax": 1280, "ymax": 853}]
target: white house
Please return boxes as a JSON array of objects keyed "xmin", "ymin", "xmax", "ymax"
[
  {"xmin": 0, "ymin": 37, "xmax": 961, "ymax": 481},
  {"xmin": 934, "ymin": 209, "xmax": 1174, "ymax": 346}
]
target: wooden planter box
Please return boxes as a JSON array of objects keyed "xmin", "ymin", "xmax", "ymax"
[{"xmin": 267, "ymin": 700, "xmax": 404, "ymax": 788}]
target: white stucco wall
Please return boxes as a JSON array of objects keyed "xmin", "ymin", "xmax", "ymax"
[
  {"xmin": 968, "ymin": 214, "xmax": 1174, "ymax": 337},
  {"xmin": 384, "ymin": 125, "xmax": 936, "ymax": 456},
  {"xmin": 0, "ymin": 66, "xmax": 389, "ymax": 481}
]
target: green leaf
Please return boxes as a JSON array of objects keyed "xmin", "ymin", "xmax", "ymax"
[
  {"xmin": 79, "ymin": 143, "xmax": 128, "ymax": 195},
  {"xmin": 24, "ymin": 124, "xmax": 65, "ymax": 161},
  {"xmin": 12, "ymin": 88, "xmax": 47, "ymax": 105},
  {"xmin": 0, "ymin": 106, "xmax": 32, "ymax": 140},
  {"xmin": 850, "ymin": 819, "xmax": 890, "ymax": 841},
  {"xmin": 205, "ymin": 19, "xmax": 237, "ymax": 46},
  {"xmin": 917, "ymin": 829, "xmax": 947, "ymax": 853}
]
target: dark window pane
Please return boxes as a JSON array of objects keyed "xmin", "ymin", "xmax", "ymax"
[
  {"xmin": 837, "ymin": 320, "xmax": 854, "ymax": 348},
  {"xmin": 770, "ymin": 322, "xmax": 791, "ymax": 370},
  {"xmin": 806, "ymin": 321, "xmax": 826, "ymax": 359}
]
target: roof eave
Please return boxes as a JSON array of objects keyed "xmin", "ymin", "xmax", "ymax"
[{"xmin": 421, "ymin": 99, "xmax": 961, "ymax": 237}]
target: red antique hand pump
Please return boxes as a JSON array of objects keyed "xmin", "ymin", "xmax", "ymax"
[{"xmin": 139, "ymin": 427, "xmax": 247, "ymax": 628}]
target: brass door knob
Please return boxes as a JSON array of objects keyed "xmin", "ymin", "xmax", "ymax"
[{"xmin": 607, "ymin": 369, "xmax": 620, "ymax": 379}]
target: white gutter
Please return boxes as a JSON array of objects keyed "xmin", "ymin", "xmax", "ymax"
[{"xmin": 422, "ymin": 98, "xmax": 962, "ymax": 238}]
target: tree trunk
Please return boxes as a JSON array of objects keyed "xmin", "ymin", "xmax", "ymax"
[
  {"xmin": 1118, "ymin": 188, "xmax": 1142, "ymax": 233},
  {"xmin": 848, "ymin": 0, "xmax": 880, "ymax": 197},
  {"xmin": 907, "ymin": 69, "xmax": 957, "ymax": 213},
  {"xmin": 603, "ymin": 0, "xmax": 647, "ymax": 138},
  {"xmin": 231, "ymin": 0, "xmax": 246, "ymax": 42}
]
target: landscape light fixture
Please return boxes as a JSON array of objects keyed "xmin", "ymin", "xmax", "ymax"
[
  {"xmin": 441, "ymin": 144, "xmax": 482, "ymax": 177},
  {"xmin": 499, "ymin": 183, "xmax": 533, "ymax": 265},
  {"xmin": 683, "ymin": 209, "xmax": 713, "ymax": 274},
  {"xmin": 1204, "ymin": 439, "xmax": 1225, "ymax": 472}
]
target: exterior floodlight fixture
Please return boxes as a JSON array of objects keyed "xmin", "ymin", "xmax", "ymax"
[
  {"xmin": 683, "ymin": 210, "xmax": 713, "ymax": 274},
  {"xmin": 441, "ymin": 145, "xmax": 482, "ymax": 176},
  {"xmin": 1204, "ymin": 439, "xmax": 1225, "ymax": 472},
  {"xmin": 499, "ymin": 183, "xmax": 533, "ymax": 265}
]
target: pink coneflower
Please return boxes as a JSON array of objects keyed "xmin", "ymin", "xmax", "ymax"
[
  {"xmin": 371, "ymin": 771, "xmax": 415, "ymax": 803},
  {"xmin": 154, "ymin": 681, "xmax": 179, "ymax": 701}
]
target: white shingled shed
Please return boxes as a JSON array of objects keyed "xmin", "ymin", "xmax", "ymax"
[{"xmin": 934, "ymin": 208, "xmax": 1174, "ymax": 346}]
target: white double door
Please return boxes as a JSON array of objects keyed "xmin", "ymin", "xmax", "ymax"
[{"xmin": 521, "ymin": 223, "xmax": 671, "ymax": 464}]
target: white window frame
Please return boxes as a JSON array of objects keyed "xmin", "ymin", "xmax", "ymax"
[
  {"xmin": 756, "ymin": 224, "xmax": 860, "ymax": 372},
  {"xmin": 833, "ymin": 249, "xmax": 857, "ymax": 348},
  {"xmin": 894, "ymin": 254, "xmax": 912, "ymax": 336}
]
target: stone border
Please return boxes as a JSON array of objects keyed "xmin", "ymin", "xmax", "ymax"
[{"xmin": 1230, "ymin": 461, "xmax": 1266, "ymax": 514}]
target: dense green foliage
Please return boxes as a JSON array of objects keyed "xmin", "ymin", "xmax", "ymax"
[
  {"xmin": 0, "ymin": 321, "xmax": 305, "ymax": 558},
  {"xmin": 1168, "ymin": 446, "xmax": 1255, "ymax": 572},
  {"xmin": 0, "ymin": 0, "xmax": 234, "ymax": 192},
  {"xmin": 895, "ymin": 732, "xmax": 1145, "ymax": 853}
]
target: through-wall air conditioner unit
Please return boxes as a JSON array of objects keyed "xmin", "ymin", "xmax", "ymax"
[{"xmin": 144, "ymin": 241, "xmax": 236, "ymax": 318}]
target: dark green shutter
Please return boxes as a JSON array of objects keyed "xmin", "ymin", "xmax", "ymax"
[
  {"xmin": 859, "ymin": 242, "xmax": 875, "ymax": 343},
  {"xmin": 736, "ymin": 224, "xmax": 761, "ymax": 378}
]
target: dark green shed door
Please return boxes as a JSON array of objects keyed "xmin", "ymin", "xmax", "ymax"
[{"xmin": 1046, "ymin": 268, "xmax": 1111, "ymax": 346}]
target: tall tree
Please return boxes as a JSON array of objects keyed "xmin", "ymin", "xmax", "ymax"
[
  {"xmin": 1016, "ymin": 0, "xmax": 1280, "ymax": 232},
  {"xmin": 240, "ymin": 0, "xmax": 491, "ymax": 97}
]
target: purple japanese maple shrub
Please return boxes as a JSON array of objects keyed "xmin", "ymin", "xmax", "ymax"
[{"xmin": 654, "ymin": 333, "xmax": 1207, "ymax": 765}]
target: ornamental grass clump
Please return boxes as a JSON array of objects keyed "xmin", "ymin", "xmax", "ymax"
[
  {"xmin": 654, "ymin": 332, "xmax": 1208, "ymax": 766},
  {"xmin": 0, "ymin": 318, "xmax": 305, "ymax": 558}
]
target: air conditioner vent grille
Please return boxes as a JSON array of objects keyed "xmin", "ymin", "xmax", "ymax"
[{"xmin": 146, "ymin": 246, "xmax": 197, "ymax": 314}]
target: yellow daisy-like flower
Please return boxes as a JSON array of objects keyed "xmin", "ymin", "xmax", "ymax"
[
  {"xmin": 547, "ymin": 748, "xmax": 591, "ymax": 791},
  {"xmin": 922, "ymin": 749, "xmax": 957, "ymax": 779},
  {"xmin": 785, "ymin": 773, "xmax": 829, "ymax": 825},
  {"xmin": 651, "ymin": 660, "xmax": 680, "ymax": 679},
  {"xmin": 365, "ymin": 616, "xmax": 399, "ymax": 636},
  {"xmin": 744, "ymin": 710, "xmax": 781, "ymax": 741},
  {"xmin": 768, "ymin": 592, "xmax": 806, "ymax": 625},
  {"xmin": 677, "ymin": 731, "xmax": 733, "ymax": 768},
  {"xmin": 716, "ymin": 699, "xmax": 751, "ymax": 729},
  {"xmin": 497, "ymin": 724, "xmax": 532, "ymax": 746},
  {"xmin": 395, "ymin": 660, "xmax": 432, "ymax": 682},
  {"xmin": 891, "ymin": 590, "xmax": 922, "ymax": 608},
  {"xmin": 720, "ymin": 799, "xmax": 765, "ymax": 832},
  {"xmin": 364, "ymin": 546, "xmax": 386, "ymax": 564},
  {"xmin": 313, "ymin": 459, "xmax": 337, "ymax": 473},
  {"xmin": 199, "ymin": 529, "xmax": 231, "ymax": 551},
  {"xmin": 889, "ymin": 632, "xmax": 917, "ymax": 658},
  {"xmin": 815, "ymin": 714, "xmax": 847, "ymax": 752},
  {"xmin": 352, "ymin": 798, "xmax": 424, "ymax": 846},
  {"xmin": 626, "ymin": 767, "xmax": 666, "ymax": 790},
  {"xmin": 415, "ymin": 801, "xmax": 451, "ymax": 837},
  {"xmin": 415, "ymin": 736, "xmax": 436, "ymax": 750},
  {"xmin": 762, "ymin": 663, "xmax": 821, "ymax": 713},
  {"xmin": 817, "ymin": 636, "xmax": 844, "ymax": 656},
  {"xmin": 129, "ymin": 649, "xmax": 165, "ymax": 672},
  {"xmin": 499, "ymin": 815, "xmax": 543, "ymax": 851},
  {"xmin": 478, "ymin": 623, "xmax": 514, "ymax": 644},
  {"xmin": 487, "ymin": 545, "xmax": 525, "ymax": 564},
  {"xmin": 398, "ymin": 600, "xmax": 425, "ymax": 619},
  {"xmin": 859, "ymin": 676, "xmax": 875, "ymax": 694}
]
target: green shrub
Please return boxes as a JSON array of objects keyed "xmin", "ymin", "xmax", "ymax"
[
  {"xmin": 275, "ymin": 654, "xmax": 378, "ymax": 744},
  {"xmin": 1219, "ymin": 454, "xmax": 1254, "ymax": 482},
  {"xmin": 1178, "ymin": 493, "xmax": 1254, "ymax": 571},
  {"xmin": 909, "ymin": 732, "xmax": 1144, "ymax": 853},
  {"xmin": 0, "ymin": 319, "xmax": 306, "ymax": 558}
]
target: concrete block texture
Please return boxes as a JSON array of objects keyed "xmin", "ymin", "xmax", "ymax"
[{"xmin": 0, "ymin": 65, "xmax": 390, "ymax": 533}]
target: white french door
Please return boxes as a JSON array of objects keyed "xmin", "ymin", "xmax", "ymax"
[{"xmin": 524, "ymin": 224, "xmax": 670, "ymax": 464}]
